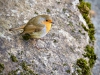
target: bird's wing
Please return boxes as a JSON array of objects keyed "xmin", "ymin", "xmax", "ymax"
[{"xmin": 21, "ymin": 24, "xmax": 44, "ymax": 34}]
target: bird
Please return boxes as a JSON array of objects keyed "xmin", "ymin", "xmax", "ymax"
[{"xmin": 9, "ymin": 15, "xmax": 53, "ymax": 39}]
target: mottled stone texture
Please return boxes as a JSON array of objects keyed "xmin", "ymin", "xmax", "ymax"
[{"xmin": 0, "ymin": 0, "xmax": 89, "ymax": 75}]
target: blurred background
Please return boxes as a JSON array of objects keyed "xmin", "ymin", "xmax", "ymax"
[{"xmin": 85, "ymin": 0, "xmax": 100, "ymax": 75}]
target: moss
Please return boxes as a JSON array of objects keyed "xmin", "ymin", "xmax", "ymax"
[
  {"xmin": 76, "ymin": 45, "xmax": 96, "ymax": 75},
  {"xmin": 21, "ymin": 62, "xmax": 28, "ymax": 71},
  {"xmin": 78, "ymin": 0, "xmax": 95, "ymax": 42},
  {"xmin": 76, "ymin": 69, "xmax": 82, "ymax": 75},
  {"xmin": 76, "ymin": 58, "xmax": 91, "ymax": 75},
  {"xmin": 72, "ymin": 72, "xmax": 76, "ymax": 75},
  {"xmin": 20, "ymin": 72, "xmax": 24, "ymax": 75},
  {"xmin": 62, "ymin": 8, "xmax": 67, "ymax": 13},
  {"xmin": 10, "ymin": 55, "xmax": 18, "ymax": 62},
  {"xmin": 83, "ymin": 45, "xmax": 97, "ymax": 68},
  {"xmin": 22, "ymin": 33, "xmax": 31, "ymax": 40},
  {"xmin": 83, "ymin": 14, "xmax": 90, "ymax": 23},
  {"xmin": 81, "ymin": 23, "xmax": 95, "ymax": 41},
  {"xmin": 79, "ymin": 0, "xmax": 84, "ymax": 2},
  {"xmin": 78, "ymin": 1, "xmax": 90, "ymax": 15},
  {"xmin": 57, "ymin": 2, "xmax": 60, "ymax": 4},
  {"xmin": 21, "ymin": 62, "xmax": 38, "ymax": 75},
  {"xmin": 34, "ymin": 11, "xmax": 38, "ymax": 15},
  {"xmin": 71, "ymin": 30, "xmax": 74, "ymax": 32},
  {"xmin": 0, "ymin": 63, "xmax": 4, "ymax": 73},
  {"xmin": 53, "ymin": 39, "xmax": 58, "ymax": 43},
  {"xmin": 8, "ymin": 70, "xmax": 18, "ymax": 75},
  {"xmin": 51, "ymin": 71, "xmax": 53, "ymax": 74},
  {"xmin": 76, "ymin": 58, "xmax": 87, "ymax": 68},
  {"xmin": 66, "ymin": 70, "xmax": 70, "ymax": 73},
  {"xmin": 88, "ymin": 29, "xmax": 95, "ymax": 41},
  {"xmin": 63, "ymin": 63, "xmax": 67, "ymax": 66},
  {"xmin": 88, "ymin": 23, "xmax": 95, "ymax": 29},
  {"xmin": 79, "ymin": 30, "xmax": 82, "ymax": 33},
  {"xmin": 68, "ymin": 21, "xmax": 73, "ymax": 26},
  {"xmin": 85, "ymin": 2, "xmax": 91, "ymax": 10},
  {"xmin": 21, "ymin": 51, "xmax": 24, "ymax": 55},
  {"xmin": 46, "ymin": 9, "xmax": 50, "ymax": 13},
  {"xmin": 52, "ymin": 33, "xmax": 55, "ymax": 37}
]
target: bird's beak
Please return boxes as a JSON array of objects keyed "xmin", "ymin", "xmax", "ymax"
[{"xmin": 51, "ymin": 22, "xmax": 54, "ymax": 24}]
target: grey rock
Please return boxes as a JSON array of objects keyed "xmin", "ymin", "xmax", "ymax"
[{"xmin": 0, "ymin": 0, "xmax": 89, "ymax": 75}]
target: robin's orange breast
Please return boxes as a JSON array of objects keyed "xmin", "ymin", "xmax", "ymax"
[{"xmin": 42, "ymin": 21, "xmax": 52, "ymax": 33}]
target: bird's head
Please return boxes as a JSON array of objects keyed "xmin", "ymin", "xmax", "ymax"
[
  {"xmin": 40, "ymin": 15, "xmax": 53, "ymax": 32},
  {"xmin": 41, "ymin": 15, "xmax": 53, "ymax": 24}
]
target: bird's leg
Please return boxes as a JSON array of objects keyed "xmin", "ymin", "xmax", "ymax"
[
  {"xmin": 39, "ymin": 38, "xmax": 54, "ymax": 41},
  {"xmin": 30, "ymin": 38, "xmax": 41, "ymax": 50},
  {"xmin": 33, "ymin": 39, "xmax": 39, "ymax": 50}
]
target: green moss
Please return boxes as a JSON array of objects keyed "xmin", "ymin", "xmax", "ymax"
[
  {"xmin": 0, "ymin": 63, "xmax": 4, "ymax": 73},
  {"xmin": 63, "ymin": 63, "xmax": 67, "ymax": 66},
  {"xmin": 72, "ymin": 72, "xmax": 76, "ymax": 75},
  {"xmin": 88, "ymin": 23, "xmax": 95, "ymax": 29},
  {"xmin": 21, "ymin": 62, "xmax": 38, "ymax": 75},
  {"xmin": 88, "ymin": 29, "xmax": 95, "ymax": 41},
  {"xmin": 78, "ymin": 0, "xmax": 95, "ymax": 42},
  {"xmin": 66, "ymin": 70, "xmax": 70, "ymax": 73},
  {"xmin": 79, "ymin": 0, "xmax": 84, "ymax": 2},
  {"xmin": 57, "ymin": 2, "xmax": 60, "ymax": 4},
  {"xmin": 21, "ymin": 62, "xmax": 28, "ymax": 71},
  {"xmin": 83, "ymin": 14, "xmax": 90, "ymax": 23},
  {"xmin": 8, "ymin": 70, "xmax": 18, "ymax": 75},
  {"xmin": 79, "ymin": 30, "xmax": 82, "ymax": 33},
  {"xmin": 76, "ymin": 58, "xmax": 91, "ymax": 75},
  {"xmin": 85, "ymin": 2, "xmax": 91, "ymax": 10},
  {"xmin": 34, "ymin": 11, "xmax": 38, "ymax": 15},
  {"xmin": 22, "ymin": 33, "xmax": 31, "ymax": 40},
  {"xmin": 76, "ymin": 69, "xmax": 82, "ymax": 75},
  {"xmin": 82, "ymin": 23, "xmax": 95, "ymax": 41},
  {"xmin": 53, "ymin": 39, "xmax": 58, "ymax": 43},
  {"xmin": 46, "ymin": 9, "xmax": 50, "ymax": 13},
  {"xmin": 52, "ymin": 33, "xmax": 55, "ymax": 37},
  {"xmin": 83, "ymin": 45, "xmax": 97, "ymax": 68},
  {"xmin": 76, "ymin": 58, "xmax": 87, "ymax": 68},
  {"xmin": 10, "ymin": 55, "xmax": 18, "ymax": 62},
  {"xmin": 20, "ymin": 72, "xmax": 24, "ymax": 75},
  {"xmin": 62, "ymin": 8, "xmax": 67, "ymax": 13},
  {"xmin": 68, "ymin": 21, "xmax": 73, "ymax": 26},
  {"xmin": 78, "ymin": 1, "xmax": 90, "ymax": 15}
]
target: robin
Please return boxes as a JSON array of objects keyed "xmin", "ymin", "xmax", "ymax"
[{"xmin": 9, "ymin": 15, "xmax": 53, "ymax": 39}]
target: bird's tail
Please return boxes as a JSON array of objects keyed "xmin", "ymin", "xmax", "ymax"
[{"xmin": 9, "ymin": 24, "xmax": 26, "ymax": 31}]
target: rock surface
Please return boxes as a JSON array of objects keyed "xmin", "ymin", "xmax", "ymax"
[{"xmin": 0, "ymin": 0, "xmax": 89, "ymax": 75}]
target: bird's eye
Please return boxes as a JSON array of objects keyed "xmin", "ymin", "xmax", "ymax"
[{"xmin": 46, "ymin": 20, "xmax": 48, "ymax": 21}]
